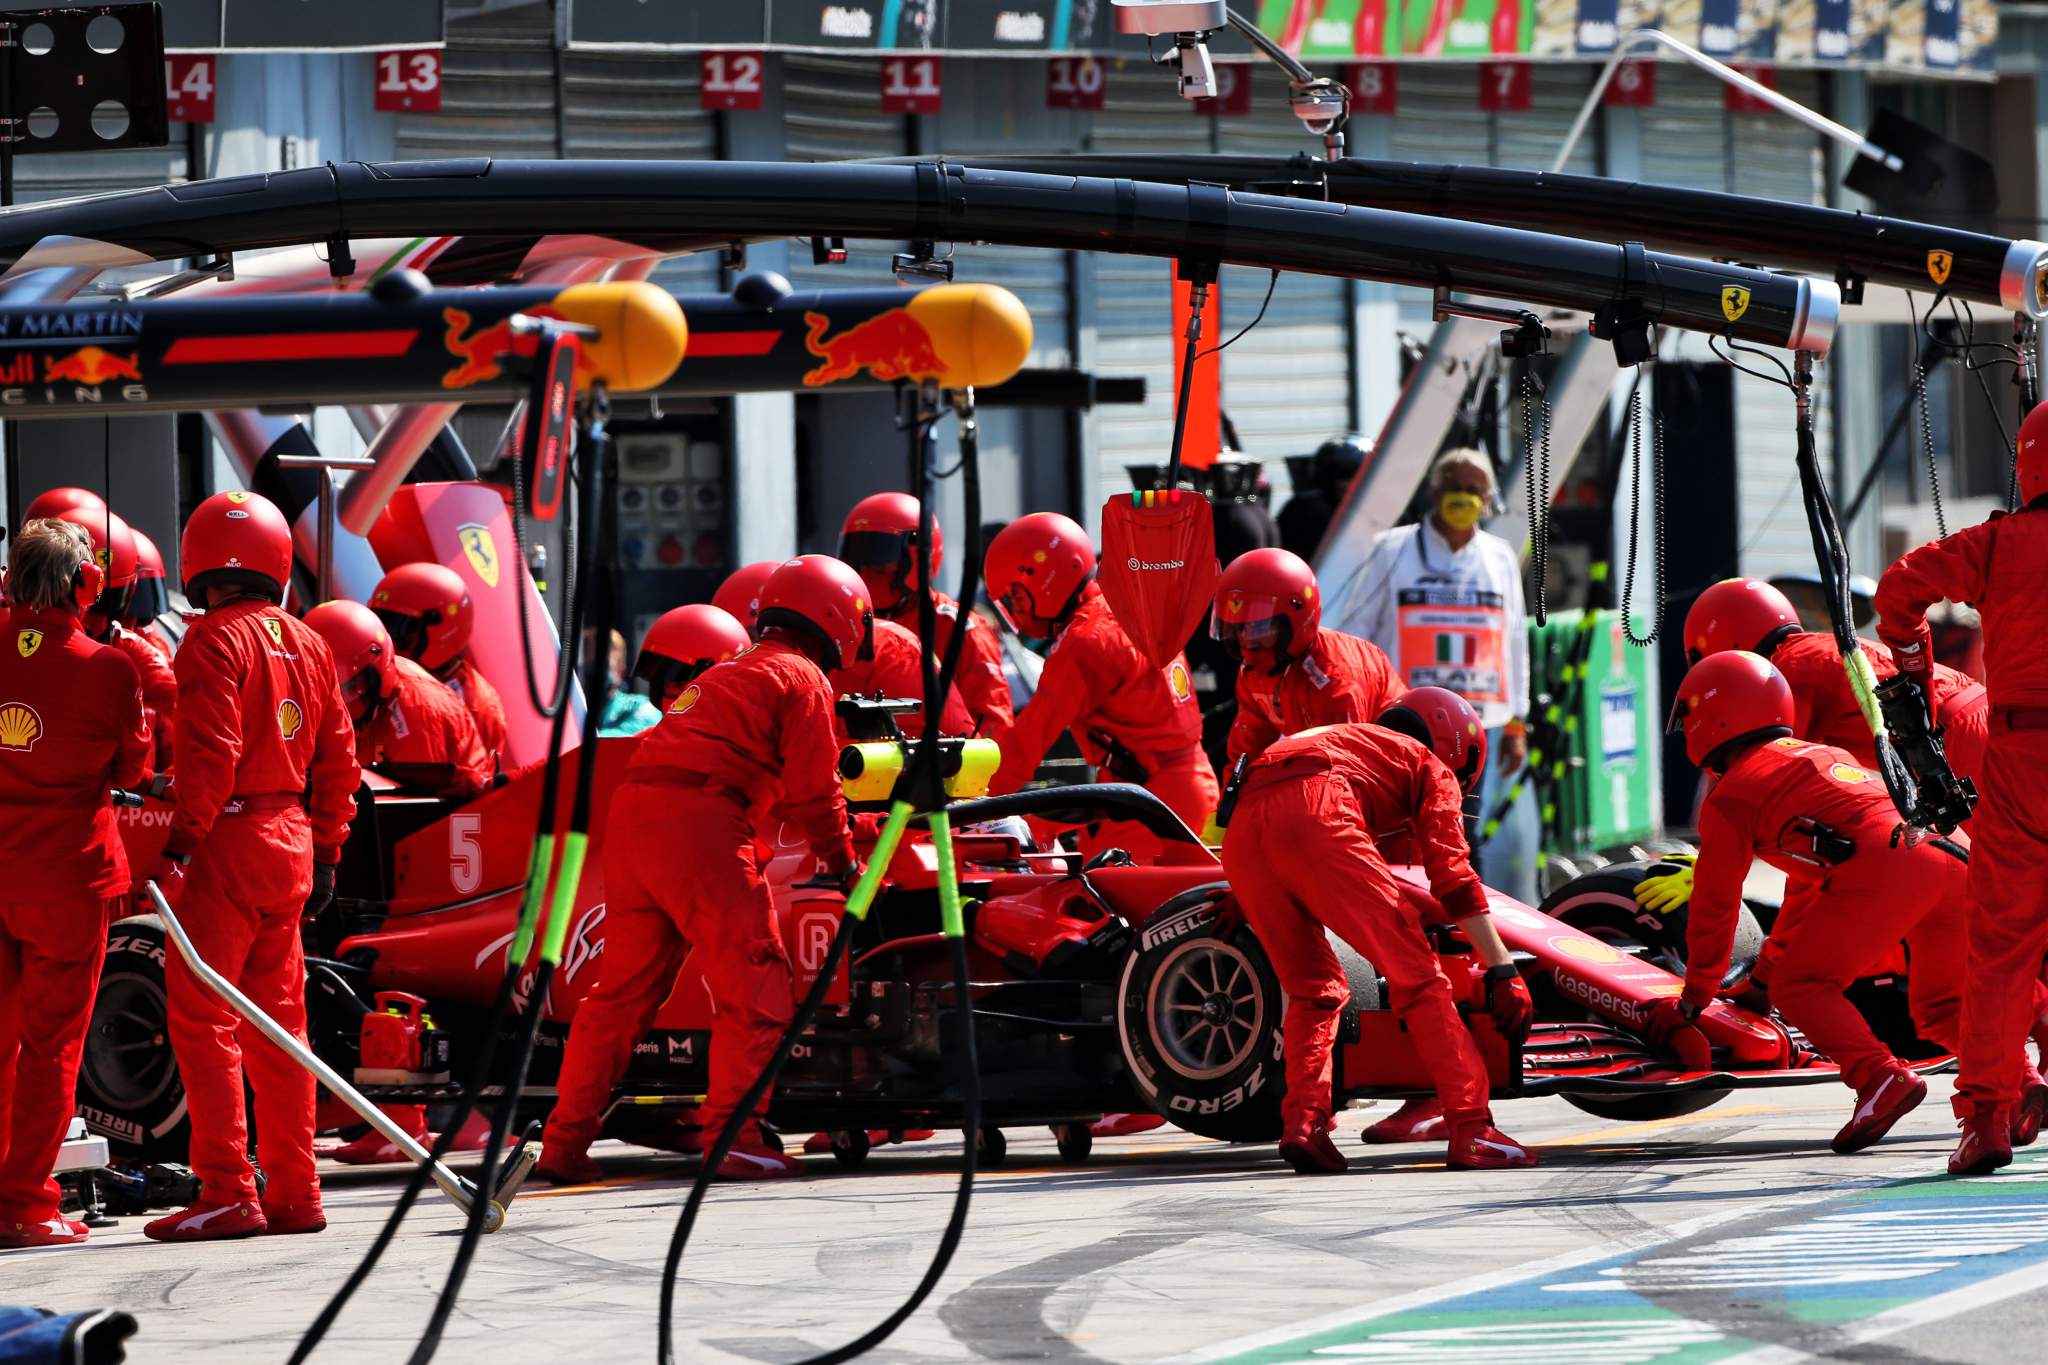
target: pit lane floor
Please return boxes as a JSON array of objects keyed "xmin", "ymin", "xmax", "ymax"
[{"xmin": 10, "ymin": 1078, "xmax": 2048, "ymax": 1364}]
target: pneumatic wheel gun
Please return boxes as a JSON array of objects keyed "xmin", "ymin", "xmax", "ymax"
[{"xmin": 1874, "ymin": 673, "xmax": 1978, "ymax": 835}]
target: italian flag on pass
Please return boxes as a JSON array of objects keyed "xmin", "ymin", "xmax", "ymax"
[{"xmin": 1436, "ymin": 633, "xmax": 1478, "ymax": 664}]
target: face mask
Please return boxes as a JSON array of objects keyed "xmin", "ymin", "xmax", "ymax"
[{"xmin": 1437, "ymin": 491, "xmax": 1485, "ymax": 531}]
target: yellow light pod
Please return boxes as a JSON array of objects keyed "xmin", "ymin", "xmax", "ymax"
[
  {"xmin": 550, "ymin": 281, "xmax": 689, "ymax": 392},
  {"xmin": 904, "ymin": 284, "xmax": 1034, "ymax": 391},
  {"xmin": 839, "ymin": 742, "xmax": 907, "ymax": 803},
  {"xmin": 945, "ymin": 737, "xmax": 1001, "ymax": 800}
]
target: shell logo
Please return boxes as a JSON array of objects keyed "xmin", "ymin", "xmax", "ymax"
[
  {"xmin": 1032, "ymin": 550, "xmax": 1047, "ymax": 564},
  {"xmin": 15, "ymin": 629, "xmax": 41, "ymax": 659},
  {"xmin": 1167, "ymin": 661, "xmax": 1192, "ymax": 701},
  {"xmin": 0, "ymin": 702, "xmax": 43, "ymax": 751},
  {"xmin": 668, "ymin": 684, "xmax": 701, "ymax": 715},
  {"xmin": 1643, "ymin": 981, "xmax": 1685, "ymax": 997},
  {"xmin": 1830, "ymin": 763, "xmax": 1871, "ymax": 785},
  {"xmin": 1548, "ymin": 934, "xmax": 1626, "ymax": 965},
  {"xmin": 278, "ymin": 698, "xmax": 303, "ymax": 740}
]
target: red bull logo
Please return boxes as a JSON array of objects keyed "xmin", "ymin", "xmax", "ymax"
[
  {"xmin": 43, "ymin": 347, "xmax": 141, "ymax": 385},
  {"xmin": 802, "ymin": 309, "xmax": 947, "ymax": 386},
  {"xmin": 441, "ymin": 306, "xmax": 562, "ymax": 389}
]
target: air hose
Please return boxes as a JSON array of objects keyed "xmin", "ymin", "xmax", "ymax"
[
  {"xmin": 293, "ymin": 390, "xmax": 614, "ymax": 1365},
  {"xmin": 657, "ymin": 382, "xmax": 987, "ymax": 1365}
]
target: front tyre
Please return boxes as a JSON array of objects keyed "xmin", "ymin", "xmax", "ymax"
[
  {"xmin": 79, "ymin": 916, "xmax": 190, "ymax": 1161},
  {"xmin": 1117, "ymin": 902, "xmax": 1284, "ymax": 1144}
]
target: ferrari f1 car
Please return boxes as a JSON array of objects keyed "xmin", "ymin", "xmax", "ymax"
[{"xmin": 82, "ymin": 717, "xmax": 1936, "ymax": 1169}]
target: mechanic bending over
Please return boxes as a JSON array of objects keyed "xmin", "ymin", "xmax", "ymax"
[
  {"xmin": 1658, "ymin": 652, "xmax": 1994, "ymax": 1158},
  {"xmin": 537, "ymin": 555, "xmax": 863, "ymax": 1185},
  {"xmin": 143, "ymin": 491, "xmax": 360, "ymax": 1242},
  {"xmin": 371, "ymin": 561, "xmax": 509, "ymax": 766},
  {"xmin": 632, "ymin": 603, "xmax": 750, "ymax": 712},
  {"xmin": 841, "ymin": 491, "xmax": 1013, "ymax": 733},
  {"xmin": 1221, "ymin": 693, "xmax": 1537, "ymax": 1175},
  {"xmin": 307, "ymin": 600, "xmax": 491, "ymax": 801},
  {"xmin": 981, "ymin": 512, "xmax": 1220, "ymax": 836},
  {"xmin": 1338, "ymin": 449, "xmax": 1539, "ymax": 903},
  {"xmin": 1878, "ymin": 401, "xmax": 2048, "ymax": 1175},
  {"xmin": 833, "ymin": 613, "xmax": 972, "ymax": 740},
  {"xmin": 41, "ymin": 493, "xmax": 177, "ymax": 773},
  {"xmin": 0, "ymin": 520, "xmax": 148, "ymax": 1248}
]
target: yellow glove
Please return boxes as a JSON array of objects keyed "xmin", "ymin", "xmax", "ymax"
[
  {"xmin": 1633, "ymin": 858, "xmax": 1695, "ymax": 915},
  {"xmin": 1199, "ymin": 811, "xmax": 1225, "ymax": 847}
]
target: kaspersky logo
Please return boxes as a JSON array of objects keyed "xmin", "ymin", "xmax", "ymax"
[{"xmin": 802, "ymin": 309, "xmax": 946, "ymax": 386}]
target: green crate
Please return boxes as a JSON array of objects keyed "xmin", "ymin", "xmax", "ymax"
[{"xmin": 1527, "ymin": 609, "xmax": 1662, "ymax": 854}]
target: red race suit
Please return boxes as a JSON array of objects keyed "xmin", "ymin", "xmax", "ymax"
[
  {"xmin": 1768, "ymin": 630, "xmax": 1989, "ymax": 790},
  {"xmin": 1684, "ymin": 736, "xmax": 1969, "ymax": 1089},
  {"xmin": 359, "ymin": 655, "xmax": 491, "ymax": 799},
  {"xmin": 108, "ymin": 622, "xmax": 176, "ymax": 773},
  {"xmin": 833, "ymin": 617, "xmax": 972, "ymax": 740},
  {"xmin": 1878, "ymin": 511, "xmax": 2048, "ymax": 1107},
  {"xmin": 1227, "ymin": 628, "xmax": 1402, "ymax": 764},
  {"xmin": 884, "ymin": 591, "xmax": 1012, "ymax": 734},
  {"xmin": 441, "ymin": 652, "xmax": 508, "ymax": 771},
  {"xmin": 0, "ymin": 606, "xmax": 146, "ymax": 1233},
  {"xmin": 161, "ymin": 600, "xmax": 358, "ymax": 1208},
  {"xmin": 543, "ymin": 638, "xmax": 854, "ymax": 1157},
  {"xmin": 988, "ymin": 582, "xmax": 1218, "ymax": 830},
  {"xmin": 1222, "ymin": 722, "xmax": 1493, "ymax": 1132}
]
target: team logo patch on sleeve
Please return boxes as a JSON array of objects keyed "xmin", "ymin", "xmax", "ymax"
[
  {"xmin": 278, "ymin": 699, "xmax": 303, "ymax": 740},
  {"xmin": 0, "ymin": 702, "xmax": 43, "ymax": 750},
  {"xmin": 263, "ymin": 617, "xmax": 284, "ymax": 647},
  {"xmin": 15, "ymin": 628, "xmax": 41, "ymax": 658},
  {"xmin": 669, "ymin": 684, "xmax": 701, "ymax": 715},
  {"xmin": 1830, "ymin": 762, "xmax": 1872, "ymax": 785},
  {"xmin": 1167, "ymin": 661, "xmax": 1192, "ymax": 701}
]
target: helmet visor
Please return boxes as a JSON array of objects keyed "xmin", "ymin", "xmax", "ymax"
[
  {"xmin": 635, "ymin": 651, "xmax": 707, "ymax": 698},
  {"xmin": 991, "ymin": 583, "xmax": 1043, "ymax": 638},
  {"xmin": 125, "ymin": 577, "xmax": 168, "ymax": 623},
  {"xmin": 1211, "ymin": 597, "xmax": 1288, "ymax": 651},
  {"xmin": 373, "ymin": 608, "xmax": 430, "ymax": 663},
  {"xmin": 838, "ymin": 530, "xmax": 913, "ymax": 572}
]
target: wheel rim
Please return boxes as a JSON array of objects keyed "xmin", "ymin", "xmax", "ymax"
[
  {"xmin": 1147, "ymin": 936, "xmax": 1265, "ymax": 1082},
  {"xmin": 83, "ymin": 971, "xmax": 178, "ymax": 1110}
]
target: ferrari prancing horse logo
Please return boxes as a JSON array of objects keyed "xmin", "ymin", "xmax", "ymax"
[
  {"xmin": 16, "ymin": 629, "xmax": 41, "ymax": 658},
  {"xmin": 263, "ymin": 617, "xmax": 284, "ymax": 647},
  {"xmin": 457, "ymin": 524, "xmax": 501, "ymax": 589},
  {"xmin": 1928, "ymin": 250, "xmax": 1953, "ymax": 286},
  {"xmin": 1720, "ymin": 286, "xmax": 1751, "ymax": 323}
]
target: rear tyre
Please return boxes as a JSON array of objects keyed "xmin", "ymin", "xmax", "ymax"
[
  {"xmin": 829, "ymin": 1128, "xmax": 871, "ymax": 1169},
  {"xmin": 1053, "ymin": 1123, "xmax": 1093, "ymax": 1164},
  {"xmin": 80, "ymin": 917, "xmax": 190, "ymax": 1162},
  {"xmin": 1118, "ymin": 897, "xmax": 1285, "ymax": 1144},
  {"xmin": 1563, "ymin": 1089, "xmax": 1731, "ymax": 1123}
]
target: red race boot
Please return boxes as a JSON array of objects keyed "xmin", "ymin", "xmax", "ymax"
[
  {"xmin": 1833, "ymin": 1065, "xmax": 1927, "ymax": 1154},
  {"xmin": 262, "ymin": 1198, "xmax": 327, "ymax": 1236},
  {"xmin": 535, "ymin": 1147, "xmax": 606, "ymax": 1186},
  {"xmin": 2014, "ymin": 1063, "xmax": 2048, "ymax": 1149},
  {"xmin": 1362, "ymin": 1098, "xmax": 1446, "ymax": 1145},
  {"xmin": 0, "ymin": 1216, "xmax": 89, "ymax": 1249},
  {"xmin": 1278, "ymin": 1115, "xmax": 1347, "ymax": 1175},
  {"xmin": 1951, "ymin": 1099, "xmax": 2015, "ymax": 1176},
  {"xmin": 1446, "ymin": 1118, "xmax": 1538, "ymax": 1170},
  {"xmin": 1090, "ymin": 1114, "xmax": 1168, "ymax": 1138},
  {"xmin": 327, "ymin": 1105, "xmax": 429, "ymax": 1165},
  {"xmin": 144, "ymin": 1200, "xmax": 267, "ymax": 1243},
  {"xmin": 716, "ymin": 1139, "xmax": 805, "ymax": 1180}
]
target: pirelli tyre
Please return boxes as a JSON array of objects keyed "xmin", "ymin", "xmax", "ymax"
[
  {"xmin": 1117, "ymin": 885, "xmax": 1285, "ymax": 1143},
  {"xmin": 79, "ymin": 916, "xmax": 191, "ymax": 1161},
  {"xmin": 1539, "ymin": 858, "xmax": 1764, "ymax": 987}
]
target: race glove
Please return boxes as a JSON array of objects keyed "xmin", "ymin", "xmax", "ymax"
[
  {"xmin": 1642, "ymin": 997, "xmax": 1712, "ymax": 1071},
  {"xmin": 144, "ymin": 773, "xmax": 175, "ymax": 801},
  {"xmin": 1633, "ymin": 856, "xmax": 1696, "ymax": 915},
  {"xmin": 303, "ymin": 861, "xmax": 337, "ymax": 923},
  {"xmin": 1482, "ymin": 963, "xmax": 1533, "ymax": 1042},
  {"xmin": 139, "ymin": 851, "xmax": 190, "ymax": 910}
]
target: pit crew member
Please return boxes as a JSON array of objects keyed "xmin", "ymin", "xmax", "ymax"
[
  {"xmin": 52, "ymin": 505, "xmax": 177, "ymax": 772},
  {"xmin": 144, "ymin": 491, "xmax": 359, "ymax": 1241},
  {"xmin": 712, "ymin": 560, "xmax": 781, "ymax": 634},
  {"xmin": 370, "ymin": 561, "xmax": 509, "ymax": 762},
  {"xmin": 632, "ymin": 603, "xmax": 751, "ymax": 712},
  {"xmin": 1220, "ymin": 691, "xmax": 1536, "ymax": 1175},
  {"xmin": 1659, "ymin": 651, "xmax": 1971, "ymax": 1156},
  {"xmin": 536, "ymin": 555, "xmax": 862, "ymax": 1183},
  {"xmin": 307, "ymin": 600, "xmax": 491, "ymax": 801},
  {"xmin": 0, "ymin": 520, "xmax": 147, "ymax": 1248}
]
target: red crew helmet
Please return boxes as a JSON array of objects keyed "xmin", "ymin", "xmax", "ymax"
[
  {"xmin": 712, "ymin": 560, "xmax": 780, "ymax": 633},
  {"xmin": 182, "ymin": 490, "xmax": 294, "ymax": 604},
  {"xmin": 305, "ymin": 599, "xmax": 399, "ymax": 725},
  {"xmin": 2019, "ymin": 401, "xmax": 2048, "ymax": 508},
  {"xmin": 983, "ymin": 512, "xmax": 1096, "ymax": 639},
  {"xmin": 51, "ymin": 507, "xmax": 139, "ymax": 626},
  {"xmin": 126, "ymin": 527, "xmax": 170, "ymax": 624},
  {"xmin": 635, "ymin": 603, "xmax": 751, "ymax": 705},
  {"xmin": 1377, "ymin": 687, "xmax": 1488, "ymax": 794},
  {"xmin": 756, "ymin": 555, "xmax": 874, "ymax": 673},
  {"xmin": 839, "ymin": 491, "xmax": 935, "ymax": 616},
  {"xmin": 22, "ymin": 486, "xmax": 106, "ymax": 525},
  {"xmin": 1670, "ymin": 650, "xmax": 1796, "ymax": 769},
  {"xmin": 1213, "ymin": 547, "xmax": 1321, "ymax": 669},
  {"xmin": 1682, "ymin": 578, "xmax": 1801, "ymax": 665},
  {"xmin": 370, "ymin": 562, "xmax": 474, "ymax": 672}
]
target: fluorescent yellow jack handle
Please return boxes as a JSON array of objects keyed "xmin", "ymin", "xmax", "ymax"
[
  {"xmin": 1843, "ymin": 645, "xmax": 1888, "ymax": 740},
  {"xmin": 844, "ymin": 800, "xmax": 915, "ymax": 922},
  {"xmin": 928, "ymin": 811, "xmax": 964, "ymax": 939},
  {"xmin": 507, "ymin": 831, "xmax": 557, "ymax": 966},
  {"xmin": 540, "ymin": 831, "xmax": 589, "ymax": 965}
]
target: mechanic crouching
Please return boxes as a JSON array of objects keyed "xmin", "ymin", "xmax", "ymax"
[
  {"xmin": 1220, "ymin": 692, "xmax": 1536, "ymax": 1175},
  {"xmin": 1658, "ymin": 652, "xmax": 1971, "ymax": 1156},
  {"xmin": 306, "ymin": 600, "xmax": 491, "ymax": 800},
  {"xmin": 1876, "ymin": 402, "xmax": 2048, "ymax": 1174},
  {"xmin": 980, "ymin": 512, "xmax": 1219, "ymax": 835},
  {"xmin": 0, "ymin": 520, "xmax": 148, "ymax": 1248},
  {"xmin": 536, "ymin": 555, "xmax": 863, "ymax": 1184},
  {"xmin": 144, "ymin": 491, "xmax": 359, "ymax": 1241}
]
